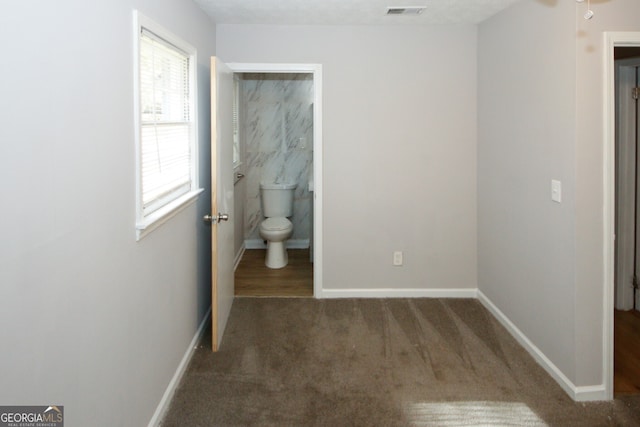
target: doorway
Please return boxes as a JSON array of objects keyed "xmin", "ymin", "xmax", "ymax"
[
  {"xmin": 602, "ymin": 32, "xmax": 640, "ymax": 399},
  {"xmin": 614, "ymin": 47, "xmax": 640, "ymax": 395},
  {"xmin": 228, "ymin": 63, "xmax": 323, "ymax": 298}
]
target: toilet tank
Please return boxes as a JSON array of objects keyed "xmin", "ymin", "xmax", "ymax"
[{"xmin": 260, "ymin": 182, "xmax": 297, "ymax": 217}]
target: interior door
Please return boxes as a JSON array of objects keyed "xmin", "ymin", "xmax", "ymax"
[
  {"xmin": 635, "ymin": 67, "xmax": 640, "ymax": 311},
  {"xmin": 210, "ymin": 57, "xmax": 235, "ymax": 350}
]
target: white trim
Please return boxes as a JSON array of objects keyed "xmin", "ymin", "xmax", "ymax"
[
  {"xmin": 574, "ymin": 385, "xmax": 608, "ymax": 402},
  {"xmin": 227, "ymin": 62, "xmax": 323, "ymax": 299},
  {"xmin": 135, "ymin": 188, "xmax": 203, "ymax": 241},
  {"xmin": 244, "ymin": 238, "xmax": 310, "ymax": 250},
  {"xmin": 477, "ymin": 291, "xmax": 606, "ymax": 401},
  {"xmin": 312, "ymin": 67, "xmax": 323, "ymax": 300},
  {"xmin": 227, "ymin": 63, "xmax": 319, "ymax": 73},
  {"xmin": 234, "ymin": 244, "xmax": 246, "ymax": 271},
  {"xmin": 148, "ymin": 306, "xmax": 211, "ymax": 427},
  {"xmin": 288, "ymin": 239, "xmax": 310, "ymax": 249},
  {"xmin": 603, "ymin": 31, "xmax": 640, "ymax": 402},
  {"xmin": 244, "ymin": 239, "xmax": 264, "ymax": 250},
  {"xmin": 135, "ymin": 12, "xmax": 197, "ymax": 55},
  {"xmin": 320, "ymin": 288, "xmax": 478, "ymax": 299},
  {"xmin": 133, "ymin": 10, "xmax": 200, "ymax": 240}
]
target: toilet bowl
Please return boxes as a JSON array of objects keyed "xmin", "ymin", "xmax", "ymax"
[
  {"xmin": 259, "ymin": 217, "xmax": 293, "ymax": 269},
  {"xmin": 259, "ymin": 182, "xmax": 297, "ymax": 269}
]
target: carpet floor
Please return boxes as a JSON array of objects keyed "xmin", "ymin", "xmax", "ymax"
[{"xmin": 162, "ymin": 298, "xmax": 640, "ymax": 426}]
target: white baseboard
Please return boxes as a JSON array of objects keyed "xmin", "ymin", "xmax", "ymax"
[
  {"xmin": 244, "ymin": 238, "xmax": 310, "ymax": 250},
  {"xmin": 320, "ymin": 288, "xmax": 478, "ymax": 299},
  {"xmin": 573, "ymin": 385, "xmax": 607, "ymax": 402},
  {"xmin": 234, "ymin": 244, "xmax": 246, "ymax": 271},
  {"xmin": 148, "ymin": 307, "xmax": 212, "ymax": 427},
  {"xmin": 476, "ymin": 290, "xmax": 606, "ymax": 402}
]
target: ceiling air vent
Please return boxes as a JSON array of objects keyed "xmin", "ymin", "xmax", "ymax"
[{"xmin": 386, "ymin": 6, "xmax": 425, "ymax": 15}]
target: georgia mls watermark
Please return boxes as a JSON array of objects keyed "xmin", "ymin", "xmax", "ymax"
[{"xmin": 0, "ymin": 406, "xmax": 63, "ymax": 427}]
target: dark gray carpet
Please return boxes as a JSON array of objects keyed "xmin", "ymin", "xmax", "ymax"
[{"xmin": 162, "ymin": 298, "xmax": 640, "ymax": 426}]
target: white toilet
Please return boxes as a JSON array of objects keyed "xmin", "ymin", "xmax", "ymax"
[{"xmin": 259, "ymin": 182, "xmax": 297, "ymax": 269}]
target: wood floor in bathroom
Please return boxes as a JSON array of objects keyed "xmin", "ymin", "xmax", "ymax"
[
  {"xmin": 234, "ymin": 249, "xmax": 313, "ymax": 297},
  {"xmin": 615, "ymin": 309, "xmax": 640, "ymax": 394}
]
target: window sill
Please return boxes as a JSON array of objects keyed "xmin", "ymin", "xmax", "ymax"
[{"xmin": 136, "ymin": 188, "xmax": 204, "ymax": 241}]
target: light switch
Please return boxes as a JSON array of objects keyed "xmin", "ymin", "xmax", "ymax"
[
  {"xmin": 393, "ymin": 251, "xmax": 403, "ymax": 266},
  {"xmin": 551, "ymin": 180, "xmax": 562, "ymax": 203}
]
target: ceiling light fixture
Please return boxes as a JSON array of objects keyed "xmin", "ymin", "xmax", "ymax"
[
  {"xmin": 386, "ymin": 6, "xmax": 426, "ymax": 16},
  {"xmin": 576, "ymin": 0, "xmax": 594, "ymax": 20}
]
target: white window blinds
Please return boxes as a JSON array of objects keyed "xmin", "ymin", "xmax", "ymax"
[{"xmin": 139, "ymin": 28, "xmax": 194, "ymax": 214}]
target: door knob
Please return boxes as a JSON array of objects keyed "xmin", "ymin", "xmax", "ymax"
[{"xmin": 203, "ymin": 213, "xmax": 229, "ymax": 224}]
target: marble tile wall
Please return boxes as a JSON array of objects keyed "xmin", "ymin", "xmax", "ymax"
[{"xmin": 241, "ymin": 73, "xmax": 313, "ymax": 242}]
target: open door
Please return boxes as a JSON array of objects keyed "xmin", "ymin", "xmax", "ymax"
[{"xmin": 209, "ymin": 57, "xmax": 235, "ymax": 351}]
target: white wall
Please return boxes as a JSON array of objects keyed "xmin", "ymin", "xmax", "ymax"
[
  {"xmin": 0, "ymin": 1, "xmax": 215, "ymax": 425},
  {"xmin": 478, "ymin": 0, "xmax": 577, "ymax": 384},
  {"xmin": 479, "ymin": 0, "xmax": 640, "ymax": 394},
  {"xmin": 573, "ymin": 0, "xmax": 640, "ymax": 388},
  {"xmin": 217, "ymin": 24, "xmax": 478, "ymax": 294}
]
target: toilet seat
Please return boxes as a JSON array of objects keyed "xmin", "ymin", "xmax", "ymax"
[{"xmin": 260, "ymin": 217, "xmax": 292, "ymax": 231}]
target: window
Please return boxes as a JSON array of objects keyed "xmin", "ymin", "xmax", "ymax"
[{"xmin": 133, "ymin": 12, "xmax": 202, "ymax": 239}]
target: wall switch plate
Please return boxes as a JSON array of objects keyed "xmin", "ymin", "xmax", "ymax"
[
  {"xmin": 551, "ymin": 180, "xmax": 562, "ymax": 203},
  {"xmin": 393, "ymin": 251, "xmax": 403, "ymax": 266}
]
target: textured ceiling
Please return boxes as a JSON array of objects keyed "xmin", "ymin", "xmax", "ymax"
[{"xmin": 193, "ymin": 0, "xmax": 525, "ymax": 26}]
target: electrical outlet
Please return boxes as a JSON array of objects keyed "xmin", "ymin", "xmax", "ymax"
[{"xmin": 393, "ymin": 251, "xmax": 403, "ymax": 266}]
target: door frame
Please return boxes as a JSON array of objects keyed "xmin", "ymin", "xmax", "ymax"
[
  {"xmin": 604, "ymin": 31, "xmax": 640, "ymax": 400},
  {"xmin": 227, "ymin": 62, "xmax": 324, "ymax": 298}
]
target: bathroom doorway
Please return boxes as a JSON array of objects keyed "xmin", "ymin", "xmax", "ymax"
[
  {"xmin": 613, "ymin": 46, "xmax": 640, "ymax": 395},
  {"xmin": 228, "ymin": 64, "xmax": 322, "ymax": 298}
]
